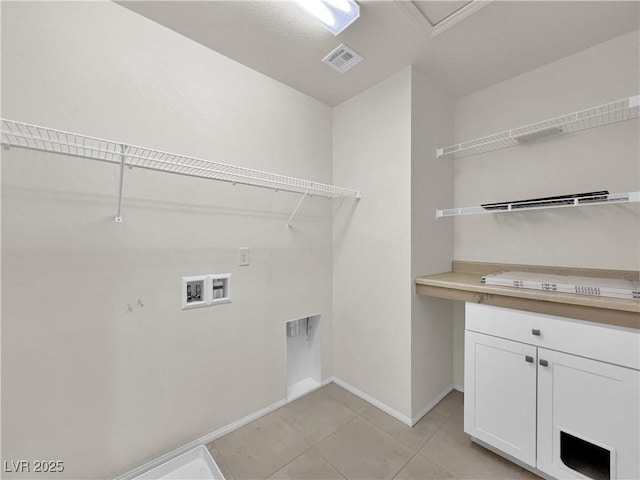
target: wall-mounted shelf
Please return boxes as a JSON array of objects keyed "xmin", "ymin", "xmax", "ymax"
[
  {"xmin": 436, "ymin": 95, "xmax": 639, "ymax": 159},
  {"xmin": 1, "ymin": 118, "xmax": 361, "ymax": 225},
  {"xmin": 436, "ymin": 191, "xmax": 640, "ymax": 218}
]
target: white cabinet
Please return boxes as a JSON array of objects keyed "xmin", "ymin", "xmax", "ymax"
[
  {"xmin": 464, "ymin": 331, "xmax": 537, "ymax": 466},
  {"xmin": 464, "ymin": 303, "xmax": 640, "ymax": 480},
  {"xmin": 537, "ymin": 348, "xmax": 640, "ymax": 480}
]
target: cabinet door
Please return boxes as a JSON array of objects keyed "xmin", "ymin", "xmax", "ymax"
[
  {"xmin": 537, "ymin": 348, "xmax": 640, "ymax": 480},
  {"xmin": 464, "ymin": 331, "xmax": 537, "ymax": 466}
]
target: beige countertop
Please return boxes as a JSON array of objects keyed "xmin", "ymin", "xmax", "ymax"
[{"xmin": 415, "ymin": 262, "xmax": 640, "ymax": 329}]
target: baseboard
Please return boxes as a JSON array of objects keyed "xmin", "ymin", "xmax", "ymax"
[
  {"xmin": 115, "ymin": 376, "xmax": 451, "ymax": 479},
  {"xmin": 114, "ymin": 398, "xmax": 287, "ymax": 480},
  {"xmin": 453, "ymin": 384, "xmax": 464, "ymax": 393},
  {"xmin": 327, "ymin": 376, "xmax": 413, "ymax": 427},
  {"xmin": 411, "ymin": 384, "xmax": 454, "ymax": 426},
  {"xmin": 286, "ymin": 377, "xmax": 322, "ymax": 402}
]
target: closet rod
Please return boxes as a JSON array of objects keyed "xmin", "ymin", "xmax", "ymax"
[{"xmin": 1, "ymin": 118, "xmax": 362, "ymax": 224}]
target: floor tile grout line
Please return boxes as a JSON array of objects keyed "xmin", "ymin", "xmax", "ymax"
[
  {"xmin": 413, "ymin": 450, "xmax": 460, "ymax": 480},
  {"xmin": 264, "ymin": 413, "xmax": 363, "ymax": 480},
  {"xmin": 211, "ymin": 386, "xmax": 468, "ymax": 480},
  {"xmin": 326, "ymin": 390, "xmax": 375, "ymax": 416},
  {"xmin": 390, "ymin": 450, "xmax": 420, "ymax": 480},
  {"xmin": 419, "ymin": 433, "xmax": 467, "ymax": 480},
  {"xmin": 216, "ymin": 385, "xmax": 370, "ymax": 480},
  {"xmin": 320, "ymin": 388, "xmax": 458, "ymax": 478},
  {"xmin": 412, "ymin": 410, "xmax": 464, "ymax": 479},
  {"xmin": 275, "ymin": 395, "xmax": 363, "ymax": 445},
  {"xmin": 209, "ymin": 408, "xmax": 316, "ymax": 480},
  {"xmin": 317, "ymin": 409, "xmax": 426, "ymax": 479},
  {"xmin": 339, "ymin": 415, "xmax": 422, "ymax": 478},
  {"xmin": 261, "ymin": 441, "xmax": 317, "ymax": 480},
  {"xmin": 314, "ymin": 450, "xmax": 348, "ymax": 480},
  {"xmin": 261, "ymin": 415, "xmax": 361, "ymax": 479},
  {"xmin": 360, "ymin": 406, "xmax": 450, "ymax": 454},
  {"xmin": 305, "ymin": 415, "xmax": 362, "ymax": 480}
]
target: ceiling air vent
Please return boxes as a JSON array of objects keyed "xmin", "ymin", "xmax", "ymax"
[{"xmin": 322, "ymin": 43, "xmax": 363, "ymax": 73}]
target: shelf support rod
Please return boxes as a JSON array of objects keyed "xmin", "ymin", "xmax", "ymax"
[
  {"xmin": 115, "ymin": 144, "xmax": 129, "ymax": 223},
  {"xmin": 286, "ymin": 190, "xmax": 309, "ymax": 229}
]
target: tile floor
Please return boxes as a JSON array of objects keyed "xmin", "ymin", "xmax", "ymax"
[{"xmin": 207, "ymin": 384, "xmax": 541, "ymax": 480}]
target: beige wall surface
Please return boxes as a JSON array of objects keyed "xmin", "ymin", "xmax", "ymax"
[
  {"xmin": 333, "ymin": 67, "xmax": 413, "ymax": 417},
  {"xmin": 453, "ymin": 30, "xmax": 640, "ymax": 270},
  {"xmin": 1, "ymin": 2, "xmax": 337, "ymax": 478},
  {"xmin": 6, "ymin": 1, "xmax": 634, "ymax": 476},
  {"xmin": 451, "ymin": 30, "xmax": 640, "ymax": 391},
  {"xmin": 452, "ymin": 301, "xmax": 465, "ymax": 389},
  {"xmin": 410, "ymin": 68, "xmax": 455, "ymax": 417}
]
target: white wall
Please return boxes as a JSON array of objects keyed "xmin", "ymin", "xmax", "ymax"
[
  {"xmin": 452, "ymin": 301, "xmax": 465, "ymax": 389},
  {"xmin": 1, "ymin": 2, "xmax": 337, "ymax": 478},
  {"xmin": 333, "ymin": 67, "xmax": 413, "ymax": 418},
  {"xmin": 410, "ymin": 68, "xmax": 455, "ymax": 417},
  {"xmin": 454, "ymin": 30, "xmax": 640, "ymax": 270},
  {"xmin": 451, "ymin": 30, "xmax": 640, "ymax": 389}
]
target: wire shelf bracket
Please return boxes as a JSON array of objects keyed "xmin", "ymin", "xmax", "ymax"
[
  {"xmin": 115, "ymin": 144, "xmax": 128, "ymax": 223},
  {"xmin": 286, "ymin": 190, "xmax": 310, "ymax": 230},
  {"xmin": 436, "ymin": 95, "xmax": 640, "ymax": 159},
  {"xmin": 0, "ymin": 118, "xmax": 362, "ymax": 226},
  {"xmin": 436, "ymin": 192, "xmax": 640, "ymax": 219}
]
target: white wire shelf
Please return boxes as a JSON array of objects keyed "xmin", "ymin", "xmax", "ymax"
[
  {"xmin": 1, "ymin": 118, "xmax": 361, "ymax": 225},
  {"xmin": 436, "ymin": 95, "xmax": 639, "ymax": 159},
  {"xmin": 436, "ymin": 192, "xmax": 640, "ymax": 219}
]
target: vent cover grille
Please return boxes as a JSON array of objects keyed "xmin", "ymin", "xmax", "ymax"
[{"xmin": 322, "ymin": 44, "xmax": 363, "ymax": 73}]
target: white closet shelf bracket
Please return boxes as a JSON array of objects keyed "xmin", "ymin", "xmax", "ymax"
[
  {"xmin": 436, "ymin": 192, "xmax": 640, "ymax": 219},
  {"xmin": 115, "ymin": 144, "xmax": 128, "ymax": 223},
  {"xmin": 436, "ymin": 95, "xmax": 640, "ymax": 159},
  {"xmin": 0, "ymin": 119, "xmax": 362, "ymax": 224},
  {"xmin": 286, "ymin": 190, "xmax": 309, "ymax": 230}
]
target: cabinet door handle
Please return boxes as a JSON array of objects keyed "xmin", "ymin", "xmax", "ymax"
[
  {"xmin": 539, "ymin": 359, "xmax": 549, "ymax": 367},
  {"xmin": 532, "ymin": 329, "xmax": 541, "ymax": 336},
  {"xmin": 525, "ymin": 355, "xmax": 534, "ymax": 363}
]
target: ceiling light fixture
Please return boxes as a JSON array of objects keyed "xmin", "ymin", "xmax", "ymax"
[{"xmin": 294, "ymin": 0, "xmax": 360, "ymax": 36}]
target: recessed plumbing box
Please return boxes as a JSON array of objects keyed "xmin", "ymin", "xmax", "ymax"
[
  {"xmin": 182, "ymin": 275, "xmax": 207, "ymax": 310},
  {"xmin": 209, "ymin": 273, "xmax": 231, "ymax": 305},
  {"xmin": 182, "ymin": 273, "xmax": 232, "ymax": 310}
]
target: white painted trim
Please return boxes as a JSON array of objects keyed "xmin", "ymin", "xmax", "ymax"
[
  {"xmin": 394, "ymin": 0, "xmax": 491, "ymax": 39},
  {"xmin": 328, "ymin": 376, "xmax": 413, "ymax": 427},
  {"xmin": 113, "ymin": 398, "xmax": 287, "ymax": 480},
  {"xmin": 392, "ymin": 0, "xmax": 433, "ymax": 38},
  {"xmin": 411, "ymin": 384, "xmax": 455, "ymax": 426},
  {"xmin": 286, "ymin": 378, "xmax": 322, "ymax": 402},
  {"xmin": 431, "ymin": 1, "xmax": 492, "ymax": 38},
  {"xmin": 453, "ymin": 384, "xmax": 464, "ymax": 393}
]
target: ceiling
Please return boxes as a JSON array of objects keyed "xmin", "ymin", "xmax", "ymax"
[
  {"xmin": 118, "ymin": 1, "xmax": 639, "ymax": 106},
  {"xmin": 413, "ymin": 1, "xmax": 472, "ymax": 25}
]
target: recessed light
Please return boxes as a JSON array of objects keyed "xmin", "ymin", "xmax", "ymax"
[{"xmin": 294, "ymin": 0, "xmax": 360, "ymax": 36}]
